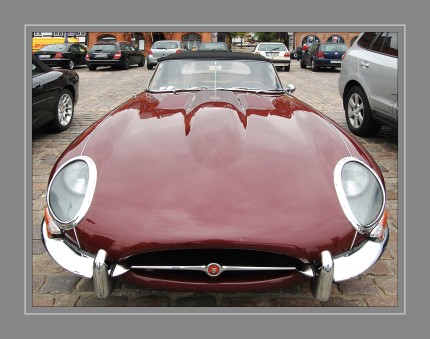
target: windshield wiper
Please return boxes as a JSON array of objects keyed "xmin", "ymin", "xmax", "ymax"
[
  {"xmin": 269, "ymin": 47, "xmax": 280, "ymax": 51},
  {"xmin": 215, "ymin": 87, "xmax": 285, "ymax": 94},
  {"xmin": 147, "ymin": 87, "xmax": 210, "ymax": 94}
]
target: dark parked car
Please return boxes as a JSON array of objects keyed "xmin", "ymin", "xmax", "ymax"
[
  {"xmin": 85, "ymin": 41, "xmax": 145, "ymax": 71},
  {"xmin": 300, "ymin": 43, "xmax": 349, "ymax": 71},
  {"xmin": 42, "ymin": 52, "xmax": 388, "ymax": 302},
  {"xmin": 32, "ymin": 55, "xmax": 79, "ymax": 132},
  {"xmin": 34, "ymin": 43, "xmax": 88, "ymax": 70},
  {"xmin": 196, "ymin": 42, "xmax": 231, "ymax": 51}
]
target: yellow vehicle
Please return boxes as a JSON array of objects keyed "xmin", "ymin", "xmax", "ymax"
[{"xmin": 32, "ymin": 37, "xmax": 80, "ymax": 53}]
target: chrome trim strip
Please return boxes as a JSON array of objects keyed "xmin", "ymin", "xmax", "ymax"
[
  {"xmin": 46, "ymin": 156, "xmax": 97, "ymax": 230},
  {"xmin": 333, "ymin": 227, "xmax": 388, "ymax": 282},
  {"xmin": 130, "ymin": 264, "xmax": 300, "ymax": 277},
  {"xmin": 334, "ymin": 157, "xmax": 386, "ymax": 234}
]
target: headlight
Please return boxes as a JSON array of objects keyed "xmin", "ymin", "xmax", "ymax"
[
  {"xmin": 47, "ymin": 156, "xmax": 97, "ymax": 230},
  {"xmin": 334, "ymin": 157, "xmax": 385, "ymax": 233}
]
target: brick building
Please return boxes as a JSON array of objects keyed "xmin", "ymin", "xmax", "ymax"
[
  {"xmin": 294, "ymin": 32, "xmax": 361, "ymax": 48},
  {"xmin": 87, "ymin": 32, "xmax": 214, "ymax": 55}
]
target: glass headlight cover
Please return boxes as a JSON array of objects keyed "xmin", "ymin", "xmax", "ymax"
[
  {"xmin": 334, "ymin": 157, "xmax": 385, "ymax": 233},
  {"xmin": 47, "ymin": 156, "xmax": 97, "ymax": 230}
]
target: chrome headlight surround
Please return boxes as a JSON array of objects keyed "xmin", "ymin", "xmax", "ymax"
[
  {"xmin": 46, "ymin": 156, "xmax": 97, "ymax": 230},
  {"xmin": 334, "ymin": 157, "xmax": 386, "ymax": 233}
]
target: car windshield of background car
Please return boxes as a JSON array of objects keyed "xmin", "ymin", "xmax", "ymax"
[
  {"xmin": 321, "ymin": 44, "xmax": 349, "ymax": 52},
  {"xmin": 259, "ymin": 44, "xmax": 287, "ymax": 51},
  {"xmin": 90, "ymin": 45, "xmax": 116, "ymax": 52},
  {"xmin": 148, "ymin": 59, "xmax": 284, "ymax": 92},
  {"xmin": 152, "ymin": 41, "xmax": 178, "ymax": 49},
  {"xmin": 40, "ymin": 44, "xmax": 68, "ymax": 51}
]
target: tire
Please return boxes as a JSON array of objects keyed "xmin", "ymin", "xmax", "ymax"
[
  {"xmin": 67, "ymin": 59, "xmax": 75, "ymax": 70},
  {"xmin": 311, "ymin": 59, "xmax": 319, "ymax": 71},
  {"xmin": 122, "ymin": 58, "xmax": 130, "ymax": 70},
  {"xmin": 138, "ymin": 57, "xmax": 145, "ymax": 67},
  {"xmin": 284, "ymin": 64, "xmax": 290, "ymax": 72},
  {"xmin": 344, "ymin": 86, "xmax": 381, "ymax": 136},
  {"xmin": 48, "ymin": 89, "xmax": 74, "ymax": 132},
  {"xmin": 88, "ymin": 64, "xmax": 97, "ymax": 71},
  {"xmin": 300, "ymin": 60, "xmax": 306, "ymax": 69},
  {"xmin": 147, "ymin": 63, "xmax": 154, "ymax": 70}
]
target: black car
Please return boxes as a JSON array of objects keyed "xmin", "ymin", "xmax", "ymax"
[
  {"xmin": 300, "ymin": 43, "xmax": 349, "ymax": 71},
  {"xmin": 32, "ymin": 55, "xmax": 79, "ymax": 132},
  {"xmin": 85, "ymin": 41, "xmax": 145, "ymax": 71},
  {"xmin": 34, "ymin": 43, "xmax": 88, "ymax": 70}
]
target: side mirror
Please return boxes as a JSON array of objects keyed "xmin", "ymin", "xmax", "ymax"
[{"xmin": 286, "ymin": 84, "xmax": 295, "ymax": 95}]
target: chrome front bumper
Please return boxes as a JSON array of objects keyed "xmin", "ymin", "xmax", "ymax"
[{"xmin": 41, "ymin": 219, "xmax": 388, "ymax": 301}]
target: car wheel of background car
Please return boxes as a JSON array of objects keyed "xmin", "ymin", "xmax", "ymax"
[
  {"xmin": 138, "ymin": 57, "xmax": 145, "ymax": 67},
  {"xmin": 345, "ymin": 86, "xmax": 381, "ymax": 136},
  {"xmin": 300, "ymin": 60, "xmax": 306, "ymax": 69},
  {"xmin": 285, "ymin": 65, "xmax": 290, "ymax": 72},
  {"xmin": 88, "ymin": 65, "xmax": 97, "ymax": 71},
  {"xmin": 311, "ymin": 59, "xmax": 319, "ymax": 71},
  {"xmin": 48, "ymin": 89, "xmax": 74, "ymax": 132},
  {"xmin": 122, "ymin": 58, "xmax": 130, "ymax": 70},
  {"xmin": 68, "ymin": 59, "xmax": 75, "ymax": 70},
  {"xmin": 147, "ymin": 63, "xmax": 154, "ymax": 70}
]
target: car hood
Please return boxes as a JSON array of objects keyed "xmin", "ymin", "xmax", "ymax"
[{"xmin": 72, "ymin": 90, "xmax": 357, "ymax": 262}]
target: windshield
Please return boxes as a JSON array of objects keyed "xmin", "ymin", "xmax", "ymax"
[
  {"xmin": 90, "ymin": 44, "xmax": 117, "ymax": 52},
  {"xmin": 198, "ymin": 43, "xmax": 228, "ymax": 51},
  {"xmin": 152, "ymin": 41, "xmax": 179, "ymax": 49},
  {"xmin": 258, "ymin": 44, "xmax": 287, "ymax": 51},
  {"xmin": 148, "ymin": 59, "xmax": 284, "ymax": 92},
  {"xmin": 321, "ymin": 44, "xmax": 348, "ymax": 52}
]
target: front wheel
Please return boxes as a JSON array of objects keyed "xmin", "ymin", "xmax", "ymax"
[
  {"xmin": 88, "ymin": 64, "xmax": 97, "ymax": 71},
  {"xmin": 138, "ymin": 57, "xmax": 145, "ymax": 67},
  {"xmin": 344, "ymin": 86, "xmax": 381, "ymax": 136},
  {"xmin": 48, "ymin": 89, "xmax": 74, "ymax": 132},
  {"xmin": 147, "ymin": 63, "xmax": 154, "ymax": 70},
  {"xmin": 300, "ymin": 60, "xmax": 306, "ymax": 68}
]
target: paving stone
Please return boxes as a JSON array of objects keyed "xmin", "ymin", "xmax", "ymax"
[
  {"xmin": 54, "ymin": 295, "xmax": 80, "ymax": 307},
  {"xmin": 375, "ymin": 277, "xmax": 398, "ymax": 295},
  {"xmin": 40, "ymin": 275, "xmax": 81, "ymax": 294},
  {"xmin": 127, "ymin": 296, "xmax": 170, "ymax": 307},
  {"xmin": 174, "ymin": 295, "xmax": 217, "ymax": 307},
  {"xmin": 270, "ymin": 298, "xmax": 321, "ymax": 307},
  {"xmin": 220, "ymin": 297, "xmax": 271, "ymax": 307},
  {"xmin": 338, "ymin": 277, "xmax": 382, "ymax": 296},
  {"xmin": 76, "ymin": 296, "xmax": 128, "ymax": 307},
  {"xmin": 33, "ymin": 295, "xmax": 55, "ymax": 307},
  {"xmin": 365, "ymin": 295, "xmax": 398, "ymax": 307}
]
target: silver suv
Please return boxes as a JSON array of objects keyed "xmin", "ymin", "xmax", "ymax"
[
  {"xmin": 147, "ymin": 40, "xmax": 189, "ymax": 70},
  {"xmin": 338, "ymin": 32, "xmax": 398, "ymax": 136}
]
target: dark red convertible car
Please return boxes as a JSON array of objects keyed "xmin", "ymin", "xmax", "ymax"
[{"xmin": 42, "ymin": 52, "xmax": 388, "ymax": 302}]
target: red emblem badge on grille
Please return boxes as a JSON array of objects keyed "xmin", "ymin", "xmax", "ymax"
[{"xmin": 206, "ymin": 263, "xmax": 221, "ymax": 277}]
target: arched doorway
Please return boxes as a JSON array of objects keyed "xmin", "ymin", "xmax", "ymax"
[
  {"xmin": 98, "ymin": 34, "xmax": 116, "ymax": 43},
  {"xmin": 327, "ymin": 35, "xmax": 345, "ymax": 44},
  {"xmin": 183, "ymin": 33, "xmax": 202, "ymax": 50},
  {"xmin": 301, "ymin": 34, "xmax": 320, "ymax": 47}
]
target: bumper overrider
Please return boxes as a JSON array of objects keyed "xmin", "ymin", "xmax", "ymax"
[{"xmin": 41, "ymin": 218, "xmax": 388, "ymax": 301}]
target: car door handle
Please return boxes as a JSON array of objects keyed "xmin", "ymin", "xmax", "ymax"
[{"xmin": 360, "ymin": 61, "xmax": 369, "ymax": 68}]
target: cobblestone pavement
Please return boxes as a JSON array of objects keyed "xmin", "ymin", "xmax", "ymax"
[{"xmin": 32, "ymin": 58, "xmax": 398, "ymax": 308}]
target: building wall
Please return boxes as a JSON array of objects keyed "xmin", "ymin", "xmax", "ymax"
[
  {"xmin": 294, "ymin": 32, "xmax": 361, "ymax": 48},
  {"xmin": 88, "ymin": 32, "xmax": 213, "ymax": 55}
]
